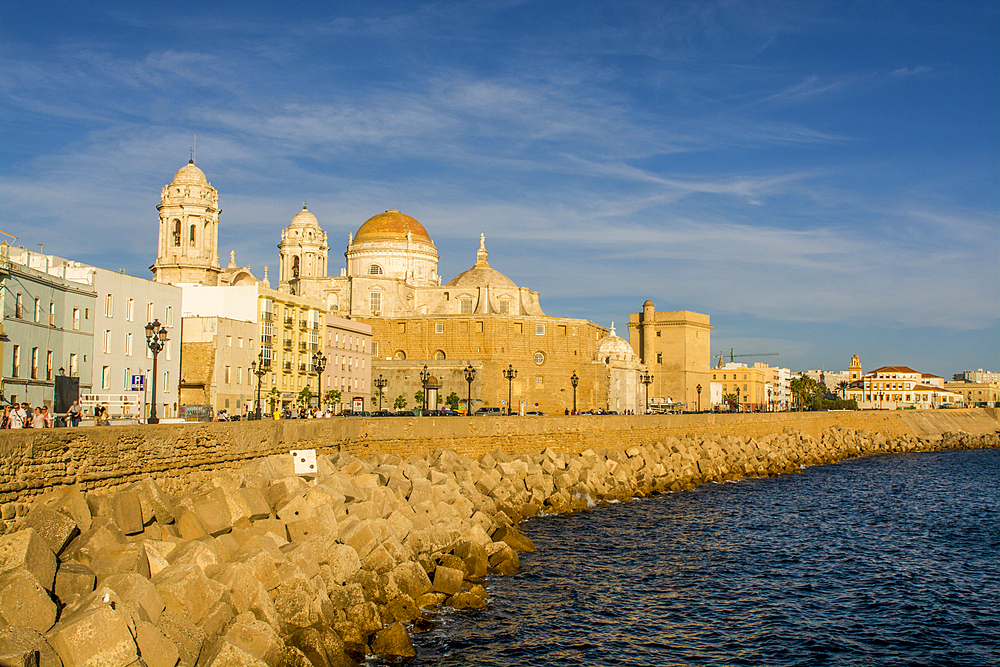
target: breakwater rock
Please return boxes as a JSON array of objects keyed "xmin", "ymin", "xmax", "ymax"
[{"xmin": 0, "ymin": 427, "xmax": 996, "ymax": 666}]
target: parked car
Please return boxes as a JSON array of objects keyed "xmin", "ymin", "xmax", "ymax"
[
  {"xmin": 474, "ymin": 407, "xmax": 504, "ymax": 416},
  {"xmin": 524, "ymin": 410, "xmax": 546, "ymax": 416}
]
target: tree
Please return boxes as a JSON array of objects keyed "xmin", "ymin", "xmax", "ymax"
[
  {"xmin": 394, "ymin": 394, "xmax": 407, "ymax": 410},
  {"xmin": 414, "ymin": 390, "xmax": 424, "ymax": 409},
  {"xmin": 266, "ymin": 387, "xmax": 281, "ymax": 414},
  {"xmin": 324, "ymin": 389, "xmax": 341, "ymax": 411},
  {"xmin": 445, "ymin": 391, "xmax": 460, "ymax": 411},
  {"xmin": 837, "ymin": 380, "xmax": 850, "ymax": 399},
  {"xmin": 721, "ymin": 393, "xmax": 739, "ymax": 411},
  {"xmin": 297, "ymin": 387, "xmax": 313, "ymax": 410},
  {"xmin": 790, "ymin": 376, "xmax": 822, "ymax": 410}
]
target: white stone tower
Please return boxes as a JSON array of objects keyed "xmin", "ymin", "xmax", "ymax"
[
  {"xmin": 278, "ymin": 203, "xmax": 329, "ymax": 295},
  {"xmin": 152, "ymin": 160, "xmax": 221, "ymax": 285}
]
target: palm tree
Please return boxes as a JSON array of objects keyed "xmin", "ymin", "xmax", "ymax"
[
  {"xmin": 266, "ymin": 387, "xmax": 281, "ymax": 415},
  {"xmin": 837, "ymin": 380, "xmax": 850, "ymax": 399},
  {"xmin": 722, "ymin": 393, "xmax": 739, "ymax": 411}
]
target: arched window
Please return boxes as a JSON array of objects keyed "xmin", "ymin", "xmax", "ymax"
[
  {"xmin": 292, "ymin": 256, "xmax": 300, "ymax": 278},
  {"xmin": 172, "ymin": 220, "xmax": 181, "ymax": 247},
  {"xmin": 394, "ymin": 350, "xmax": 406, "ymax": 360},
  {"xmin": 434, "ymin": 350, "xmax": 446, "ymax": 360},
  {"xmin": 367, "ymin": 264, "xmax": 383, "ymax": 275},
  {"xmin": 189, "ymin": 224, "xmax": 196, "ymax": 246}
]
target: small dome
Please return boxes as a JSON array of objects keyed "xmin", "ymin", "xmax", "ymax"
[
  {"xmin": 446, "ymin": 264, "xmax": 516, "ymax": 288},
  {"xmin": 289, "ymin": 203, "xmax": 320, "ymax": 229},
  {"xmin": 595, "ymin": 326, "xmax": 637, "ymax": 362},
  {"xmin": 354, "ymin": 210, "xmax": 432, "ymax": 244},
  {"xmin": 171, "ymin": 160, "xmax": 208, "ymax": 185}
]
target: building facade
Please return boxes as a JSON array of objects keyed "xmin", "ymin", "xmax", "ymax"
[
  {"xmin": 179, "ymin": 317, "xmax": 259, "ymax": 417},
  {"xmin": 943, "ymin": 381, "xmax": 999, "ymax": 407},
  {"xmin": 846, "ymin": 357, "xmax": 962, "ymax": 409},
  {"xmin": 151, "ymin": 161, "xmax": 222, "ymax": 286},
  {"xmin": 323, "ymin": 316, "xmax": 372, "ymax": 412}
]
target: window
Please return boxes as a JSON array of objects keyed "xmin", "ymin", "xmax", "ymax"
[
  {"xmin": 499, "ymin": 300, "xmax": 510, "ymax": 315},
  {"xmin": 46, "ymin": 351, "xmax": 53, "ymax": 380},
  {"xmin": 237, "ymin": 367, "xmax": 243, "ymax": 384},
  {"xmin": 164, "ymin": 371, "xmax": 169, "ymax": 390},
  {"xmin": 31, "ymin": 348, "xmax": 39, "ymax": 379},
  {"xmin": 166, "ymin": 307, "xmax": 173, "ymax": 327},
  {"xmin": 435, "ymin": 322, "xmax": 444, "ymax": 334},
  {"xmin": 105, "ymin": 294, "xmax": 113, "ymax": 318},
  {"xmin": 461, "ymin": 299, "xmax": 473, "ymax": 314},
  {"xmin": 189, "ymin": 224, "xmax": 196, "ymax": 246},
  {"xmin": 173, "ymin": 220, "xmax": 181, "ymax": 246},
  {"xmin": 535, "ymin": 323, "xmax": 545, "ymax": 336},
  {"xmin": 11, "ymin": 345, "xmax": 19, "ymax": 378},
  {"xmin": 125, "ymin": 332, "xmax": 133, "ymax": 357},
  {"xmin": 147, "ymin": 303, "xmax": 154, "ymax": 322},
  {"xmin": 34, "ymin": 299, "xmax": 41, "ymax": 323},
  {"xmin": 102, "ymin": 366, "xmax": 111, "ymax": 390},
  {"xmin": 49, "ymin": 303, "xmax": 55, "ymax": 326},
  {"xmin": 103, "ymin": 330, "xmax": 112, "ymax": 354},
  {"xmin": 85, "ymin": 308, "xmax": 89, "ymax": 320},
  {"xmin": 126, "ymin": 299, "xmax": 134, "ymax": 322},
  {"xmin": 73, "ymin": 308, "xmax": 80, "ymax": 330},
  {"xmin": 657, "ymin": 353, "xmax": 663, "ymax": 364},
  {"xmin": 69, "ymin": 353, "xmax": 77, "ymax": 377},
  {"xmin": 370, "ymin": 292, "xmax": 381, "ymax": 315},
  {"xmin": 15, "ymin": 294, "xmax": 22, "ymax": 319},
  {"xmin": 656, "ymin": 331, "xmax": 661, "ymax": 337},
  {"xmin": 165, "ymin": 340, "xmax": 172, "ymax": 361},
  {"xmin": 434, "ymin": 350, "xmax": 446, "ymax": 360},
  {"xmin": 367, "ymin": 265, "xmax": 383, "ymax": 275},
  {"xmin": 534, "ymin": 352, "xmax": 545, "ymax": 365},
  {"xmin": 238, "ymin": 337, "xmax": 243, "ymax": 348},
  {"xmin": 226, "ymin": 335, "xmax": 233, "ymax": 347},
  {"xmin": 225, "ymin": 366, "xmax": 231, "ymax": 384},
  {"xmin": 372, "ymin": 341, "xmax": 379, "ymax": 357}
]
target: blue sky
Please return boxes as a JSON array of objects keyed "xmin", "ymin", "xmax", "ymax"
[{"xmin": 2, "ymin": 0, "xmax": 997, "ymax": 378}]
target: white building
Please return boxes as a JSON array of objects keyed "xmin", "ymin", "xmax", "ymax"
[{"xmin": 846, "ymin": 356, "xmax": 961, "ymax": 410}]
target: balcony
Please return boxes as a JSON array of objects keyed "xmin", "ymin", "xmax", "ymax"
[
  {"xmin": 298, "ymin": 342, "xmax": 308, "ymax": 352},
  {"xmin": 283, "ymin": 339, "xmax": 293, "ymax": 350},
  {"xmin": 298, "ymin": 363, "xmax": 309, "ymax": 372},
  {"xmin": 298, "ymin": 319, "xmax": 309, "ymax": 329},
  {"xmin": 282, "ymin": 361, "xmax": 292, "ymax": 371},
  {"xmin": 307, "ymin": 321, "xmax": 319, "ymax": 331},
  {"xmin": 261, "ymin": 311, "xmax": 273, "ymax": 322},
  {"xmin": 284, "ymin": 317, "xmax": 294, "ymax": 326}
]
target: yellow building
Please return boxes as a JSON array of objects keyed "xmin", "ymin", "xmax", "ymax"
[
  {"xmin": 710, "ymin": 363, "xmax": 768, "ymax": 411},
  {"xmin": 943, "ymin": 381, "xmax": 999, "ymax": 407}
]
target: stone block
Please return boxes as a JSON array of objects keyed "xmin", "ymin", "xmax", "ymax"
[
  {"xmin": 199, "ymin": 639, "xmax": 269, "ymax": 667},
  {"xmin": 54, "ymin": 561, "xmax": 96, "ymax": 605},
  {"xmin": 91, "ymin": 542, "xmax": 151, "ymax": 581},
  {"xmin": 111, "ymin": 488, "xmax": 145, "ymax": 536},
  {"xmin": 446, "ymin": 590, "xmax": 488, "ymax": 610},
  {"xmin": 36, "ymin": 486, "xmax": 92, "ymax": 534},
  {"xmin": 174, "ymin": 511, "xmax": 207, "ymax": 541},
  {"xmin": 191, "ymin": 490, "xmax": 233, "ymax": 538},
  {"xmin": 197, "ymin": 601, "xmax": 234, "ymax": 643},
  {"xmin": 273, "ymin": 578, "xmax": 319, "ymax": 631},
  {"xmin": 370, "ymin": 622, "xmax": 415, "ymax": 659},
  {"xmin": 386, "ymin": 595, "xmax": 420, "ymax": 623},
  {"xmin": 0, "ymin": 571, "xmax": 58, "ymax": 633},
  {"xmin": 46, "ymin": 606, "xmax": 138, "ymax": 667},
  {"xmin": 390, "ymin": 561, "xmax": 432, "ymax": 600},
  {"xmin": 0, "ymin": 626, "xmax": 61, "ymax": 667},
  {"xmin": 153, "ymin": 564, "xmax": 225, "ymax": 625},
  {"xmin": 431, "ymin": 565, "xmax": 463, "ymax": 596},
  {"xmin": 0, "ymin": 529, "xmax": 56, "ymax": 593},
  {"xmin": 167, "ymin": 540, "xmax": 222, "ymax": 573},
  {"xmin": 102, "ymin": 573, "xmax": 166, "ymax": 625},
  {"xmin": 63, "ymin": 518, "xmax": 125, "ymax": 566},
  {"xmin": 221, "ymin": 612, "xmax": 282, "ymax": 667},
  {"xmin": 235, "ymin": 488, "xmax": 270, "ymax": 522},
  {"xmin": 325, "ymin": 545, "xmax": 361, "ymax": 585},
  {"xmin": 135, "ymin": 478, "xmax": 176, "ymax": 525},
  {"xmin": 492, "ymin": 525, "xmax": 535, "ymax": 553},
  {"xmin": 229, "ymin": 546, "xmax": 281, "ymax": 591},
  {"xmin": 142, "ymin": 540, "xmax": 177, "ymax": 578},
  {"xmin": 344, "ymin": 602, "xmax": 382, "ymax": 636},
  {"xmin": 134, "ymin": 619, "xmax": 180, "ymax": 667},
  {"xmin": 23, "ymin": 505, "xmax": 78, "ymax": 557},
  {"xmin": 155, "ymin": 610, "xmax": 205, "ymax": 667}
]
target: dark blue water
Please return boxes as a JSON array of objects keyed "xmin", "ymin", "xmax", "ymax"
[{"xmin": 401, "ymin": 448, "xmax": 1000, "ymax": 666}]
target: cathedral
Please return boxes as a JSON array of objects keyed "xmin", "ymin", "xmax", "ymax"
[{"xmin": 152, "ymin": 159, "xmax": 658, "ymax": 414}]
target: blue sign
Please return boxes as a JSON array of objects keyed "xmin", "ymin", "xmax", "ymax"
[{"xmin": 131, "ymin": 375, "xmax": 145, "ymax": 391}]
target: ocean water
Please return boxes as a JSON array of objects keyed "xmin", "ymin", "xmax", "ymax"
[{"xmin": 391, "ymin": 448, "xmax": 1000, "ymax": 666}]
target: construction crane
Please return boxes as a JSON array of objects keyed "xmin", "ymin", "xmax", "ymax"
[{"xmin": 715, "ymin": 348, "xmax": 779, "ymax": 368}]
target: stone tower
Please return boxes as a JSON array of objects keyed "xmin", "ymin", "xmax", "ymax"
[
  {"xmin": 849, "ymin": 354, "xmax": 862, "ymax": 382},
  {"xmin": 152, "ymin": 160, "xmax": 221, "ymax": 285},
  {"xmin": 278, "ymin": 204, "xmax": 328, "ymax": 295}
]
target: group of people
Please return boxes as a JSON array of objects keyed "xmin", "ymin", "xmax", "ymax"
[
  {"xmin": 272, "ymin": 406, "xmax": 335, "ymax": 420},
  {"xmin": 1, "ymin": 402, "xmax": 53, "ymax": 429}
]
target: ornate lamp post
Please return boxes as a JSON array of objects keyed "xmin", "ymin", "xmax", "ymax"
[
  {"xmin": 570, "ymin": 372, "xmax": 579, "ymax": 414},
  {"xmin": 313, "ymin": 351, "xmax": 327, "ymax": 410},
  {"xmin": 420, "ymin": 365, "xmax": 431, "ymax": 411},
  {"xmin": 736, "ymin": 386, "xmax": 741, "ymax": 413},
  {"xmin": 374, "ymin": 374, "xmax": 388, "ymax": 411},
  {"xmin": 251, "ymin": 351, "xmax": 269, "ymax": 420},
  {"xmin": 503, "ymin": 364, "xmax": 517, "ymax": 415},
  {"xmin": 640, "ymin": 370, "xmax": 653, "ymax": 414},
  {"xmin": 696, "ymin": 383, "xmax": 702, "ymax": 412},
  {"xmin": 464, "ymin": 364, "xmax": 476, "ymax": 415},
  {"xmin": 768, "ymin": 388, "xmax": 772, "ymax": 413},
  {"xmin": 144, "ymin": 319, "xmax": 168, "ymax": 424}
]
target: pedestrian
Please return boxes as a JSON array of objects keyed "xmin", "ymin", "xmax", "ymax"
[
  {"xmin": 17, "ymin": 403, "xmax": 29, "ymax": 427},
  {"xmin": 1, "ymin": 405, "xmax": 10, "ymax": 429},
  {"xmin": 96, "ymin": 403, "xmax": 109, "ymax": 426},
  {"xmin": 32, "ymin": 407, "xmax": 45, "ymax": 428},
  {"xmin": 6, "ymin": 405, "xmax": 23, "ymax": 429},
  {"xmin": 42, "ymin": 405, "xmax": 53, "ymax": 428},
  {"xmin": 68, "ymin": 400, "xmax": 82, "ymax": 427}
]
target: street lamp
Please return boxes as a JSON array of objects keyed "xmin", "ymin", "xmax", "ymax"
[
  {"xmin": 736, "ymin": 386, "xmax": 741, "ymax": 413},
  {"xmin": 420, "ymin": 365, "xmax": 431, "ymax": 411},
  {"xmin": 251, "ymin": 351, "xmax": 268, "ymax": 420},
  {"xmin": 640, "ymin": 370, "xmax": 653, "ymax": 414},
  {"xmin": 144, "ymin": 319, "xmax": 168, "ymax": 424},
  {"xmin": 696, "ymin": 383, "xmax": 702, "ymax": 412},
  {"xmin": 464, "ymin": 364, "xmax": 476, "ymax": 416},
  {"xmin": 768, "ymin": 388, "xmax": 772, "ymax": 413},
  {"xmin": 313, "ymin": 351, "xmax": 327, "ymax": 411},
  {"xmin": 570, "ymin": 372, "xmax": 579, "ymax": 414},
  {"xmin": 503, "ymin": 364, "xmax": 517, "ymax": 415},
  {"xmin": 374, "ymin": 374, "xmax": 388, "ymax": 411}
]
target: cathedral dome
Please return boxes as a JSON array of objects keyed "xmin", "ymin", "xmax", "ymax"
[
  {"xmin": 354, "ymin": 210, "xmax": 432, "ymax": 244},
  {"xmin": 595, "ymin": 326, "xmax": 637, "ymax": 362},
  {"xmin": 446, "ymin": 263, "xmax": 516, "ymax": 288},
  {"xmin": 171, "ymin": 160, "xmax": 208, "ymax": 185},
  {"xmin": 288, "ymin": 204, "xmax": 320, "ymax": 229}
]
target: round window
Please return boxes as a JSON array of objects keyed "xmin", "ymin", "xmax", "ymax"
[{"xmin": 534, "ymin": 352, "xmax": 545, "ymax": 365}]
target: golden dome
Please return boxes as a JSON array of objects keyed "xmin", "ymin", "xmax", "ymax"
[
  {"xmin": 354, "ymin": 210, "xmax": 432, "ymax": 244},
  {"xmin": 171, "ymin": 160, "xmax": 208, "ymax": 185}
]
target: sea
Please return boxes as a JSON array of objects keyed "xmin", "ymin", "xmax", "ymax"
[{"xmin": 382, "ymin": 447, "xmax": 1000, "ymax": 666}]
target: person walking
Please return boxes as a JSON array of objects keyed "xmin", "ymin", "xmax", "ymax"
[
  {"xmin": 32, "ymin": 407, "xmax": 45, "ymax": 428},
  {"xmin": 68, "ymin": 400, "xmax": 82, "ymax": 427},
  {"xmin": 6, "ymin": 405, "xmax": 23, "ymax": 429},
  {"xmin": 42, "ymin": 405, "xmax": 53, "ymax": 428}
]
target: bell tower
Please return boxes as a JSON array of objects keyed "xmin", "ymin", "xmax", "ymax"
[
  {"xmin": 278, "ymin": 203, "xmax": 329, "ymax": 296},
  {"xmin": 849, "ymin": 354, "xmax": 862, "ymax": 382},
  {"xmin": 152, "ymin": 160, "xmax": 221, "ymax": 285}
]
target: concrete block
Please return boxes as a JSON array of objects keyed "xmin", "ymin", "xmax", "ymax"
[
  {"xmin": 111, "ymin": 488, "xmax": 145, "ymax": 536},
  {"xmin": 390, "ymin": 561, "xmax": 432, "ymax": 600},
  {"xmin": 339, "ymin": 522, "xmax": 378, "ymax": 560},
  {"xmin": 229, "ymin": 545, "xmax": 280, "ymax": 591},
  {"xmin": 134, "ymin": 478, "xmax": 176, "ymax": 525},
  {"xmin": 155, "ymin": 610, "xmax": 205, "ymax": 667},
  {"xmin": 0, "ymin": 626, "xmax": 61, "ymax": 667},
  {"xmin": 54, "ymin": 561, "xmax": 96, "ymax": 605},
  {"xmin": 273, "ymin": 579, "xmax": 319, "ymax": 631},
  {"xmin": 23, "ymin": 505, "xmax": 78, "ymax": 557},
  {"xmin": 371, "ymin": 622, "xmax": 415, "ymax": 659},
  {"xmin": 276, "ymin": 495, "xmax": 314, "ymax": 524},
  {"xmin": 102, "ymin": 573, "xmax": 166, "ymax": 625},
  {"xmin": 134, "ymin": 619, "xmax": 180, "ymax": 667},
  {"xmin": 0, "ymin": 571, "xmax": 58, "ymax": 633},
  {"xmin": 196, "ymin": 600, "xmax": 234, "ymax": 643},
  {"xmin": 152, "ymin": 564, "xmax": 225, "ymax": 625},
  {"xmin": 325, "ymin": 544, "xmax": 361, "ymax": 586},
  {"xmin": 63, "ymin": 518, "xmax": 126, "ymax": 566},
  {"xmin": 141, "ymin": 540, "xmax": 177, "ymax": 578},
  {"xmin": 174, "ymin": 511, "xmax": 207, "ymax": 541},
  {"xmin": 167, "ymin": 540, "xmax": 222, "ymax": 573},
  {"xmin": 190, "ymin": 490, "xmax": 233, "ymax": 538},
  {"xmin": 91, "ymin": 542, "xmax": 151, "ymax": 581},
  {"xmin": 431, "ymin": 565, "xmax": 463, "ymax": 596},
  {"xmin": 0, "ymin": 529, "xmax": 56, "ymax": 593},
  {"xmin": 199, "ymin": 639, "xmax": 269, "ymax": 667},
  {"xmin": 35, "ymin": 486, "xmax": 92, "ymax": 534},
  {"xmin": 46, "ymin": 606, "xmax": 138, "ymax": 667},
  {"xmin": 235, "ymin": 488, "xmax": 270, "ymax": 522},
  {"xmin": 344, "ymin": 602, "xmax": 382, "ymax": 635},
  {"xmin": 221, "ymin": 612, "xmax": 282, "ymax": 667}
]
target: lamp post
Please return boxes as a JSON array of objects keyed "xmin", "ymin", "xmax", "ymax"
[
  {"xmin": 251, "ymin": 351, "xmax": 268, "ymax": 420},
  {"xmin": 736, "ymin": 386, "xmax": 741, "ymax": 413},
  {"xmin": 696, "ymin": 383, "xmax": 702, "ymax": 412},
  {"xmin": 464, "ymin": 364, "xmax": 476, "ymax": 416},
  {"xmin": 420, "ymin": 365, "xmax": 430, "ymax": 411},
  {"xmin": 570, "ymin": 372, "xmax": 579, "ymax": 414},
  {"xmin": 768, "ymin": 388, "xmax": 772, "ymax": 413},
  {"xmin": 144, "ymin": 319, "xmax": 168, "ymax": 424},
  {"xmin": 374, "ymin": 374, "xmax": 387, "ymax": 411},
  {"xmin": 503, "ymin": 364, "xmax": 517, "ymax": 415},
  {"xmin": 313, "ymin": 351, "xmax": 327, "ymax": 411},
  {"xmin": 640, "ymin": 370, "xmax": 653, "ymax": 414}
]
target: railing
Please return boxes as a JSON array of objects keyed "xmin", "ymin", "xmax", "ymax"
[
  {"xmin": 283, "ymin": 339, "xmax": 293, "ymax": 350},
  {"xmin": 261, "ymin": 312, "xmax": 273, "ymax": 322},
  {"xmin": 284, "ymin": 317, "xmax": 294, "ymax": 326},
  {"xmin": 298, "ymin": 363, "xmax": 309, "ymax": 372},
  {"xmin": 282, "ymin": 361, "xmax": 292, "ymax": 370},
  {"xmin": 307, "ymin": 321, "xmax": 319, "ymax": 330},
  {"xmin": 299, "ymin": 319, "xmax": 309, "ymax": 329}
]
